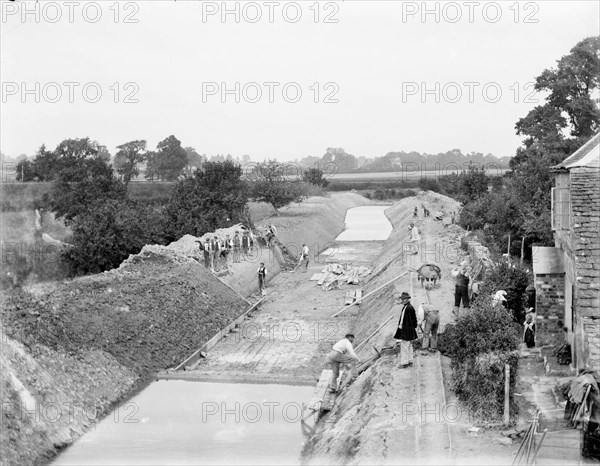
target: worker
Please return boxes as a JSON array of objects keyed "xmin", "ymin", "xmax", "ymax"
[
  {"xmin": 451, "ymin": 264, "xmax": 470, "ymax": 315},
  {"xmin": 241, "ymin": 231, "xmax": 250, "ymax": 258},
  {"xmin": 299, "ymin": 243, "xmax": 310, "ymax": 272},
  {"xmin": 211, "ymin": 236, "xmax": 220, "ymax": 272},
  {"xmin": 393, "ymin": 292, "xmax": 418, "ymax": 368},
  {"xmin": 257, "ymin": 262, "xmax": 267, "ymax": 295},
  {"xmin": 523, "ymin": 311, "xmax": 536, "ymax": 348},
  {"xmin": 233, "ymin": 231, "xmax": 241, "ymax": 263},
  {"xmin": 419, "ymin": 304, "xmax": 440, "ymax": 354},
  {"xmin": 267, "ymin": 224, "xmax": 277, "ymax": 248},
  {"xmin": 222, "ymin": 235, "xmax": 233, "ymax": 269},
  {"xmin": 493, "ymin": 290, "xmax": 508, "ymax": 307},
  {"xmin": 327, "ymin": 334, "xmax": 360, "ymax": 393},
  {"xmin": 195, "ymin": 239, "xmax": 210, "ymax": 269},
  {"xmin": 410, "ymin": 223, "xmax": 421, "ymax": 241}
]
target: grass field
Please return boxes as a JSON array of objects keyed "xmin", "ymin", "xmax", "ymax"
[{"xmin": 1, "ymin": 168, "xmax": 507, "ymax": 211}]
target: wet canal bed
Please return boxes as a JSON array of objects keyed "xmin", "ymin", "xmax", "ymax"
[{"xmin": 53, "ymin": 380, "xmax": 314, "ymax": 466}]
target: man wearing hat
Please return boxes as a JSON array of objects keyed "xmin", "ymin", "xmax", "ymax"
[{"xmin": 393, "ymin": 292, "xmax": 418, "ymax": 368}]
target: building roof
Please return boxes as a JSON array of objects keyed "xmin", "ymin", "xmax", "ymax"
[{"xmin": 552, "ymin": 133, "xmax": 600, "ymax": 170}]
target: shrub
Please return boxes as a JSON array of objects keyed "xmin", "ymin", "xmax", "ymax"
[
  {"xmin": 479, "ymin": 259, "xmax": 532, "ymax": 323},
  {"xmin": 418, "ymin": 178, "xmax": 441, "ymax": 192},
  {"xmin": 302, "ymin": 167, "xmax": 329, "ymax": 188},
  {"xmin": 453, "ymin": 350, "xmax": 520, "ymax": 420},
  {"xmin": 63, "ymin": 199, "xmax": 167, "ymax": 275},
  {"xmin": 450, "ymin": 296, "xmax": 521, "ymax": 420}
]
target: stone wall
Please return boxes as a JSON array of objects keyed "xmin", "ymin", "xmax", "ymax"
[
  {"xmin": 570, "ymin": 167, "xmax": 600, "ymax": 317},
  {"xmin": 534, "ymin": 273, "xmax": 566, "ymax": 348}
]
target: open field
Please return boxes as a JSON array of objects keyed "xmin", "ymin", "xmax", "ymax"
[{"xmin": 1, "ymin": 167, "xmax": 508, "ymax": 210}]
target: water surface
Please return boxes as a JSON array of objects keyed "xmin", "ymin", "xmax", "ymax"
[{"xmin": 54, "ymin": 380, "xmax": 314, "ymax": 465}]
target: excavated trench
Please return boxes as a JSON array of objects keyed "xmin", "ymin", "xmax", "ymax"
[{"xmin": 50, "ymin": 204, "xmax": 394, "ymax": 465}]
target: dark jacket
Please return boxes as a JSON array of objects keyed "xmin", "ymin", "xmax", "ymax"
[{"xmin": 393, "ymin": 302, "xmax": 418, "ymax": 341}]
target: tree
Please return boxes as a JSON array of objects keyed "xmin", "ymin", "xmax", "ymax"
[
  {"xmin": 27, "ymin": 144, "xmax": 60, "ymax": 181},
  {"xmin": 302, "ymin": 167, "xmax": 329, "ymax": 188},
  {"xmin": 183, "ymin": 147, "xmax": 205, "ymax": 176},
  {"xmin": 250, "ymin": 160, "xmax": 310, "ymax": 215},
  {"xmin": 50, "ymin": 138, "xmax": 126, "ymax": 223},
  {"xmin": 533, "ymin": 36, "xmax": 600, "ymax": 139},
  {"xmin": 145, "ymin": 135, "xmax": 188, "ymax": 181},
  {"xmin": 457, "ymin": 163, "xmax": 489, "ymax": 202},
  {"xmin": 63, "ymin": 199, "xmax": 167, "ymax": 275},
  {"xmin": 114, "ymin": 140, "xmax": 147, "ymax": 185},
  {"xmin": 323, "ymin": 147, "xmax": 357, "ymax": 173},
  {"xmin": 15, "ymin": 159, "xmax": 36, "ymax": 182},
  {"xmin": 164, "ymin": 160, "xmax": 249, "ymax": 240}
]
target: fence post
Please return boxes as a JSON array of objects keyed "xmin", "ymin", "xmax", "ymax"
[{"xmin": 504, "ymin": 363, "xmax": 510, "ymax": 425}]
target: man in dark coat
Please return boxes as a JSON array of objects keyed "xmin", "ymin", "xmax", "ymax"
[{"xmin": 393, "ymin": 291, "xmax": 418, "ymax": 368}]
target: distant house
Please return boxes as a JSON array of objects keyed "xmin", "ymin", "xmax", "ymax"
[{"xmin": 534, "ymin": 133, "xmax": 599, "ymax": 372}]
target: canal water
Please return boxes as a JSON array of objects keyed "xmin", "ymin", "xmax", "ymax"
[
  {"xmin": 335, "ymin": 205, "xmax": 392, "ymax": 241},
  {"xmin": 54, "ymin": 381, "xmax": 314, "ymax": 465}
]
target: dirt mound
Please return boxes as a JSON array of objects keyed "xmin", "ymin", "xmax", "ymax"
[{"xmin": 3, "ymin": 252, "xmax": 248, "ymax": 379}]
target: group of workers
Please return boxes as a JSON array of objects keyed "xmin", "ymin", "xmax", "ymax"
[
  {"xmin": 196, "ymin": 229, "xmax": 254, "ymax": 272},
  {"xmin": 195, "ymin": 224, "xmax": 310, "ymax": 297},
  {"xmin": 326, "ymin": 291, "xmax": 439, "ymax": 393}
]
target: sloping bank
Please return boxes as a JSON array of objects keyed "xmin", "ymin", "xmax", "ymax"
[
  {"xmin": 302, "ymin": 192, "xmax": 461, "ymax": 464},
  {"xmin": 0, "ymin": 193, "xmax": 368, "ymax": 466}
]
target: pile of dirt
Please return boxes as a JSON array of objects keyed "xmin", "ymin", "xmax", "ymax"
[{"xmin": 2, "ymin": 252, "xmax": 248, "ymax": 379}]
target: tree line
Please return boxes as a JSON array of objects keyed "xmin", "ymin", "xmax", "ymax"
[{"xmin": 10, "ymin": 139, "xmax": 510, "ymax": 183}]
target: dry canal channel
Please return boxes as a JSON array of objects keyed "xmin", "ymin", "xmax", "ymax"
[{"xmin": 52, "ymin": 205, "xmax": 393, "ymax": 465}]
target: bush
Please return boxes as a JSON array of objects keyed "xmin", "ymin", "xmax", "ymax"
[
  {"xmin": 302, "ymin": 167, "xmax": 329, "ymax": 188},
  {"xmin": 479, "ymin": 259, "xmax": 532, "ymax": 323},
  {"xmin": 418, "ymin": 178, "xmax": 441, "ymax": 192},
  {"xmin": 450, "ymin": 297, "xmax": 521, "ymax": 420},
  {"xmin": 453, "ymin": 350, "xmax": 520, "ymax": 420},
  {"xmin": 63, "ymin": 199, "xmax": 167, "ymax": 275}
]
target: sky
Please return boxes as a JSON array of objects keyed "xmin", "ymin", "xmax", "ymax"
[{"xmin": 1, "ymin": 0, "xmax": 599, "ymax": 162}]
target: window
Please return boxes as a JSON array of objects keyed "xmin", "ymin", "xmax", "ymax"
[{"xmin": 551, "ymin": 187, "xmax": 571, "ymax": 231}]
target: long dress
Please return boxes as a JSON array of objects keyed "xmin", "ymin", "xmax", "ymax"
[{"xmin": 524, "ymin": 322, "xmax": 535, "ymax": 348}]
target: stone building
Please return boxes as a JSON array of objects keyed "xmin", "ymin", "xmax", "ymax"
[{"xmin": 534, "ymin": 133, "xmax": 599, "ymax": 371}]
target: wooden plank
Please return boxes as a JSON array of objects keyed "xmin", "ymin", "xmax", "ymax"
[
  {"xmin": 317, "ymin": 272, "xmax": 329, "ymax": 286},
  {"xmin": 354, "ymin": 315, "xmax": 395, "ymax": 351},
  {"xmin": 332, "ymin": 270, "xmax": 409, "ymax": 317},
  {"xmin": 345, "ymin": 291, "xmax": 355, "ymax": 305},
  {"xmin": 309, "ymin": 273, "xmax": 322, "ymax": 281},
  {"xmin": 173, "ymin": 296, "xmax": 266, "ymax": 371},
  {"xmin": 307, "ymin": 370, "xmax": 332, "ymax": 412},
  {"xmin": 322, "ymin": 370, "xmax": 344, "ymax": 412},
  {"xmin": 355, "ymin": 288, "xmax": 363, "ymax": 304}
]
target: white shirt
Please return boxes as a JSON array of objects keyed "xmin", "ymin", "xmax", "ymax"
[
  {"xmin": 332, "ymin": 338, "xmax": 359, "ymax": 360},
  {"xmin": 302, "ymin": 245, "xmax": 309, "ymax": 257},
  {"xmin": 411, "ymin": 226, "xmax": 421, "ymax": 241}
]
